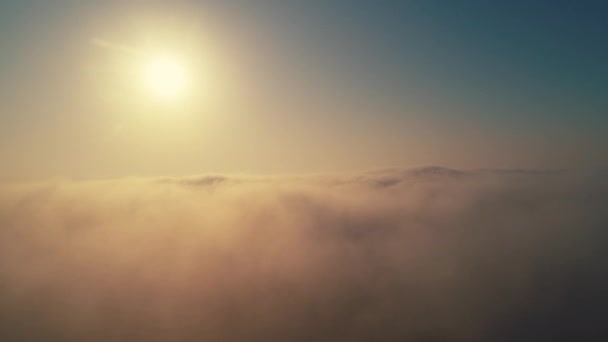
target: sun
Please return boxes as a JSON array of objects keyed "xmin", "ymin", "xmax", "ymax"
[{"xmin": 141, "ymin": 54, "xmax": 189, "ymax": 100}]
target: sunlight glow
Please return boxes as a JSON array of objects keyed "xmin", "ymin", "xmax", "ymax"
[{"xmin": 142, "ymin": 54, "xmax": 189, "ymax": 100}]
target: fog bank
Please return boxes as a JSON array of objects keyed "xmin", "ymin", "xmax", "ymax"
[{"xmin": 1, "ymin": 167, "xmax": 607, "ymax": 341}]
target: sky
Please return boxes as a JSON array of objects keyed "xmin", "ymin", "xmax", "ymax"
[
  {"xmin": 0, "ymin": 0, "xmax": 607, "ymax": 179},
  {"xmin": 2, "ymin": 2, "xmax": 608, "ymax": 340}
]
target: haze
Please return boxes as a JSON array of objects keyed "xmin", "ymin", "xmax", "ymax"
[
  {"xmin": 1, "ymin": 1, "xmax": 607, "ymax": 341},
  {"xmin": 1, "ymin": 1, "xmax": 606, "ymax": 179}
]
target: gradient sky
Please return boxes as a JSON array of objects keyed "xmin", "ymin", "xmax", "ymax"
[{"xmin": 1, "ymin": 0, "xmax": 607, "ymax": 179}]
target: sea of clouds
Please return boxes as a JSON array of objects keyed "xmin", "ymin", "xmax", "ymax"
[{"xmin": 1, "ymin": 167, "xmax": 607, "ymax": 341}]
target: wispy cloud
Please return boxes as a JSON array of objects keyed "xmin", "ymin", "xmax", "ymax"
[{"xmin": 91, "ymin": 38, "xmax": 142, "ymax": 56}]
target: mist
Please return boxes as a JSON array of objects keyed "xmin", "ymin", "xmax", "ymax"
[{"xmin": 1, "ymin": 167, "xmax": 607, "ymax": 341}]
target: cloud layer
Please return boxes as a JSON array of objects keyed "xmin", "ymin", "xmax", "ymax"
[{"xmin": 1, "ymin": 167, "xmax": 607, "ymax": 341}]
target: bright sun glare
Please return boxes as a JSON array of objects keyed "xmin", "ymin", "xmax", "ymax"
[{"xmin": 142, "ymin": 54, "xmax": 189, "ymax": 100}]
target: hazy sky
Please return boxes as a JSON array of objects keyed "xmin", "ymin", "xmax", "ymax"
[{"xmin": 1, "ymin": 0, "xmax": 607, "ymax": 179}]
